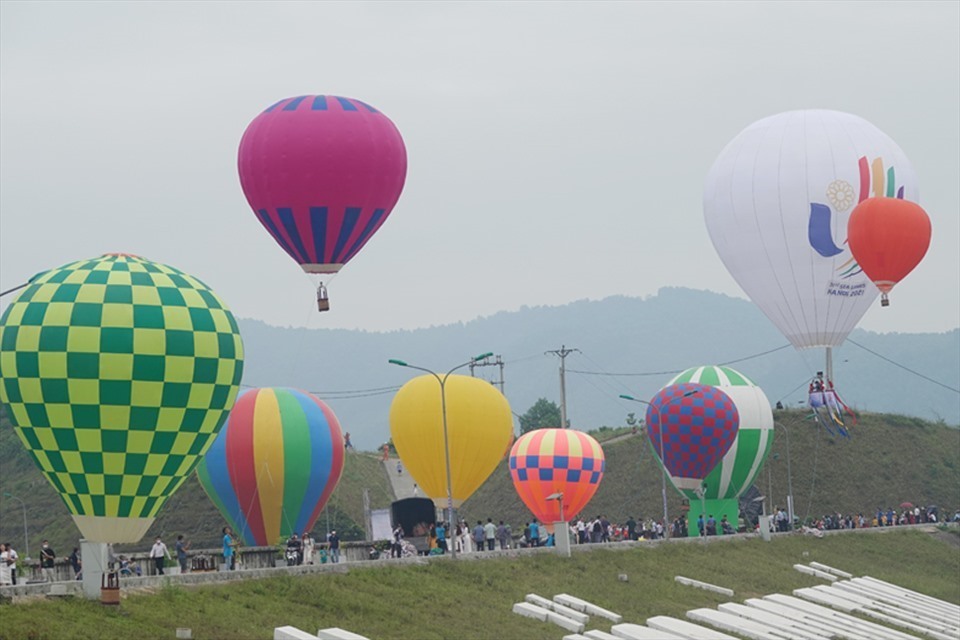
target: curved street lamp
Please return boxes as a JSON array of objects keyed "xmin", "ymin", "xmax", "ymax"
[
  {"xmin": 774, "ymin": 421, "xmax": 795, "ymax": 530},
  {"xmin": 388, "ymin": 352, "xmax": 494, "ymax": 559},
  {"xmin": 3, "ymin": 492, "xmax": 29, "ymax": 559},
  {"xmin": 619, "ymin": 388, "xmax": 700, "ymax": 539}
]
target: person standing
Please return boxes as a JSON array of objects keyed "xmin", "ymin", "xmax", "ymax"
[
  {"xmin": 302, "ymin": 531, "xmax": 315, "ymax": 565},
  {"xmin": 473, "ymin": 521, "xmax": 485, "ymax": 552},
  {"xmin": 626, "ymin": 517, "xmax": 637, "ymax": 542},
  {"xmin": 328, "ymin": 531, "xmax": 340, "ymax": 563},
  {"xmin": 222, "ymin": 526, "xmax": 236, "ymax": 571},
  {"xmin": 391, "ymin": 524, "xmax": 404, "ymax": 558},
  {"xmin": 69, "ymin": 548, "xmax": 82, "ymax": 580},
  {"xmin": 435, "ymin": 521, "xmax": 447, "ymax": 554},
  {"xmin": 529, "ymin": 519, "xmax": 541, "ymax": 547},
  {"xmin": 496, "ymin": 521, "xmax": 509, "ymax": 550},
  {"xmin": 0, "ymin": 544, "xmax": 11, "ymax": 586},
  {"xmin": 5, "ymin": 543, "xmax": 18, "ymax": 585},
  {"xmin": 484, "ymin": 518, "xmax": 497, "ymax": 551},
  {"xmin": 175, "ymin": 535, "xmax": 190, "ymax": 573},
  {"xmin": 40, "ymin": 540, "xmax": 56, "ymax": 582},
  {"xmin": 150, "ymin": 536, "xmax": 171, "ymax": 575}
]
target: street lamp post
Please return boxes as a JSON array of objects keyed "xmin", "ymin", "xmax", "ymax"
[
  {"xmin": 619, "ymin": 389, "xmax": 701, "ymax": 540},
  {"xmin": 3, "ymin": 492, "xmax": 29, "ymax": 559},
  {"xmin": 389, "ymin": 352, "xmax": 494, "ymax": 560},
  {"xmin": 774, "ymin": 421, "xmax": 794, "ymax": 530}
]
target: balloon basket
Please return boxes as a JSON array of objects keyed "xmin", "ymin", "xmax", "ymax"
[
  {"xmin": 880, "ymin": 293, "xmax": 889, "ymax": 307},
  {"xmin": 101, "ymin": 571, "xmax": 120, "ymax": 605}
]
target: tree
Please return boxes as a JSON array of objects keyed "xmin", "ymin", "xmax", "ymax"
[{"xmin": 519, "ymin": 398, "xmax": 562, "ymax": 434}]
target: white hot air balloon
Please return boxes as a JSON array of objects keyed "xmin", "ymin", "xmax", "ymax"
[{"xmin": 703, "ymin": 110, "xmax": 918, "ymax": 382}]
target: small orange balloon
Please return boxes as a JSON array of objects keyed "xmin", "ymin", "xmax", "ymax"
[{"xmin": 847, "ymin": 197, "xmax": 931, "ymax": 306}]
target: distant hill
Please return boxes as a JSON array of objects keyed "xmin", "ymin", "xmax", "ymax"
[
  {"xmin": 238, "ymin": 288, "xmax": 960, "ymax": 450},
  {"xmin": 2, "ymin": 408, "xmax": 958, "ymax": 556}
]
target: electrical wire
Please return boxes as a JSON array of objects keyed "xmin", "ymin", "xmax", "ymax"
[
  {"xmin": 566, "ymin": 343, "xmax": 792, "ymax": 377},
  {"xmin": 847, "ymin": 338, "xmax": 960, "ymax": 394},
  {"xmin": 239, "ymin": 383, "xmax": 401, "ymax": 399}
]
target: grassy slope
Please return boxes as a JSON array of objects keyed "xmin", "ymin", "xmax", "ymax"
[
  {"xmin": 460, "ymin": 409, "xmax": 960, "ymax": 527},
  {"xmin": 2, "ymin": 409, "xmax": 958, "ymax": 555},
  {"xmin": 0, "ymin": 529, "xmax": 957, "ymax": 640}
]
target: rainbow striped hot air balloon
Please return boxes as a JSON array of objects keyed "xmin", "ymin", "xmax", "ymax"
[
  {"xmin": 197, "ymin": 388, "xmax": 345, "ymax": 546},
  {"xmin": 509, "ymin": 429, "xmax": 605, "ymax": 529}
]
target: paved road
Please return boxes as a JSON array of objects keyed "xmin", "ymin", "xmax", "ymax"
[{"xmin": 383, "ymin": 456, "xmax": 419, "ymax": 500}]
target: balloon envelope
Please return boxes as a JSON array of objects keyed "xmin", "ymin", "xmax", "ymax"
[
  {"xmin": 238, "ymin": 95, "xmax": 407, "ymax": 274},
  {"xmin": 0, "ymin": 254, "xmax": 244, "ymax": 542},
  {"xmin": 196, "ymin": 388, "xmax": 345, "ymax": 546},
  {"xmin": 665, "ymin": 367, "xmax": 772, "ymax": 501},
  {"xmin": 645, "ymin": 383, "xmax": 739, "ymax": 491},
  {"xmin": 389, "ymin": 375, "xmax": 512, "ymax": 508},
  {"xmin": 509, "ymin": 429, "xmax": 605, "ymax": 527},
  {"xmin": 704, "ymin": 110, "xmax": 918, "ymax": 348},
  {"xmin": 847, "ymin": 197, "xmax": 931, "ymax": 300}
]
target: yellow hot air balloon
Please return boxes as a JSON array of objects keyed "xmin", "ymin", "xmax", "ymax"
[{"xmin": 389, "ymin": 374, "xmax": 512, "ymax": 508}]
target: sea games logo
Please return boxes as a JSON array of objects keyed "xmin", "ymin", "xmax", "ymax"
[{"xmin": 808, "ymin": 156, "xmax": 905, "ymax": 297}]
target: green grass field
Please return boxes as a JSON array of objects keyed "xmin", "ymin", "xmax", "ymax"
[{"xmin": 1, "ymin": 528, "xmax": 957, "ymax": 640}]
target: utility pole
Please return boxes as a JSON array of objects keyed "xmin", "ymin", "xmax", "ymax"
[
  {"xmin": 545, "ymin": 345, "xmax": 579, "ymax": 428},
  {"xmin": 469, "ymin": 354, "xmax": 505, "ymax": 394}
]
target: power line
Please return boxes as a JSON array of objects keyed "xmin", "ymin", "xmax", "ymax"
[
  {"xmin": 239, "ymin": 383, "xmax": 401, "ymax": 399},
  {"xmin": 847, "ymin": 338, "xmax": 960, "ymax": 394},
  {"xmin": 567, "ymin": 343, "xmax": 792, "ymax": 377}
]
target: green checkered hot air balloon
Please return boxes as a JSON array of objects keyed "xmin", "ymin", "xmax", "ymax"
[
  {"xmin": 0, "ymin": 254, "xmax": 244, "ymax": 543},
  {"xmin": 662, "ymin": 366, "xmax": 773, "ymax": 533}
]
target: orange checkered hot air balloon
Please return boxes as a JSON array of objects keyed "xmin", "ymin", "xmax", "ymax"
[{"xmin": 509, "ymin": 429, "xmax": 605, "ymax": 531}]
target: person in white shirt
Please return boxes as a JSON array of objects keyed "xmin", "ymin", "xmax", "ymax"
[
  {"xmin": 302, "ymin": 531, "xmax": 315, "ymax": 565},
  {"xmin": 5, "ymin": 543, "xmax": 19, "ymax": 585},
  {"xmin": 0, "ymin": 544, "xmax": 12, "ymax": 586},
  {"xmin": 149, "ymin": 536, "xmax": 171, "ymax": 575}
]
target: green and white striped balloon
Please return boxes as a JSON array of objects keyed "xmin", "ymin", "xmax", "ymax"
[{"xmin": 664, "ymin": 365, "xmax": 773, "ymax": 501}]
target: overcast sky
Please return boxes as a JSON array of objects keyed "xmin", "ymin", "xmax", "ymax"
[{"xmin": 2, "ymin": 1, "xmax": 958, "ymax": 336}]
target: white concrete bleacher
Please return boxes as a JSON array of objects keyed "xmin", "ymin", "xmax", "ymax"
[
  {"xmin": 842, "ymin": 577, "xmax": 960, "ymax": 625},
  {"xmin": 762, "ymin": 593, "xmax": 921, "ymax": 640},
  {"xmin": 715, "ymin": 602, "xmax": 832, "ymax": 640},
  {"xmin": 794, "ymin": 564, "xmax": 838, "ymax": 582},
  {"xmin": 274, "ymin": 627, "xmax": 319, "ymax": 640},
  {"xmin": 610, "ymin": 622, "xmax": 686, "ymax": 639},
  {"xmin": 687, "ymin": 607, "xmax": 798, "ymax": 640},
  {"xmin": 583, "ymin": 631, "xmax": 620, "ymax": 640},
  {"xmin": 646, "ymin": 615, "xmax": 739, "ymax": 639},
  {"xmin": 745, "ymin": 596, "xmax": 891, "ymax": 640},
  {"xmin": 273, "ymin": 626, "xmax": 369, "ymax": 640},
  {"xmin": 554, "ymin": 593, "xmax": 623, "ymax": 623},
  {"xmin": 795, "ymin": 585, "xmax": 958, "ymax": 640},
  {"xmin": 512, "ymin": 600, "xmax": 586, "ymax": 634},
  {"xmin": 675, "ymin": 576, "xmax": 735, "ymax": 598},
  {"xmin": 525, "ymin": 593, "xmax": 591, "ymax": 625}
]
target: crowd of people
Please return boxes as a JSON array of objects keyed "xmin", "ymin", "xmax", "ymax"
[
  {"xmin": 803, "ymin": 504, "xmax": 947, "ymax": 531},
  {"xmin": 8, "ymin": 502, "xmax": 955, "ymax": 586},
  {"xmin": 281, "ymin": 529, "xmax": 341, "ymax": 566}
]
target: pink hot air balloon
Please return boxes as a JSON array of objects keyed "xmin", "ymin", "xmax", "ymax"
[
  {"xmin": 645, "ymin": 383, "xmax": 739, "ymax": 491},
  {"xmin": 238, "ymin": 95, "xmax": 407, "ymax": 310}
]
